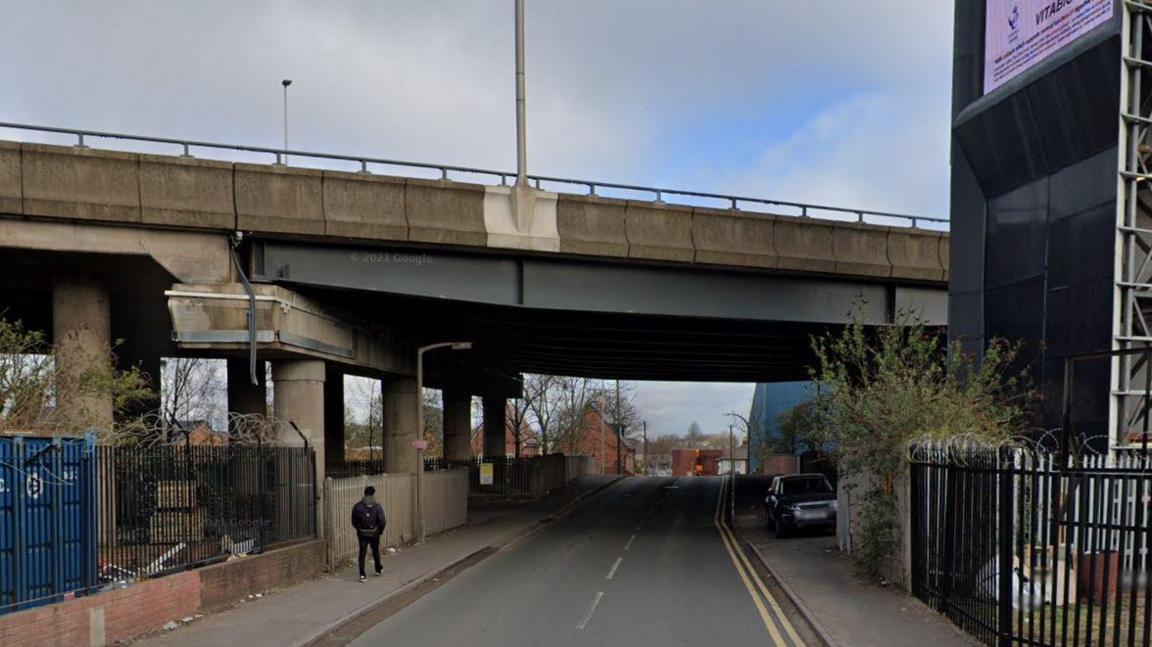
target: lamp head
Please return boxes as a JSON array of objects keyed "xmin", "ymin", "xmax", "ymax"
[
  {"xmin": 450, "ymin": 342, "xmax": 473, "ymax": 351},
  {"xmin": 282, "ymin": 79, "xmax": 293, "ymax": 87}
]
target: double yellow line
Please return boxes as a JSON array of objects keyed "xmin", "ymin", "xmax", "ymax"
[{"xmin": 714, "ymin": 475, "xmax": 804, "ymax": 647}]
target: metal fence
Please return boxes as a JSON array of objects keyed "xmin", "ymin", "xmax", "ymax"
[
  {"xmin": 322, "ymin": 469, "xmax": 468, "ymax": 571},
  {"xmin": 0, "ymin": 121, "xmax": 947, "ymax": 230},
  {"xmin": 331, "ymin": 454, "xmax": 593, "ymax": 500},
  {"xmin": 96, "ymin": 444, "xmax": 316, "ymax": 585},
  {"xmin": 426, "ymin": 455, "xmax": 575, "ymax": 499},
  {"xmin": 910, "ymin": 443, "xmax": 1152, "ymax": 646}
]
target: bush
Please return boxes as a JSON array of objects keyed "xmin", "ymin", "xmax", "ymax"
[{"xmin": 807, "ymin": 312, "xmax": 1034, "ymax": 579}]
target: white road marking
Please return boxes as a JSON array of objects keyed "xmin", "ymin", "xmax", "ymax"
[
  {"xmin": 576, "ymin": 591, "xmax": 604, "ymax": 630},
  {"xmin": 606, "ymin": 557, "xmax": 623, "ymax": 580},
  {"xmin": 624, "ymin": 534, "xmax": 635, "ymax": 551}
]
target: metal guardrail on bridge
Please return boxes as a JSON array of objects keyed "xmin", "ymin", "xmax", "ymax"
[{"xmin": 0, "ymin": 121, "xmax": 948, "ymax": 230}]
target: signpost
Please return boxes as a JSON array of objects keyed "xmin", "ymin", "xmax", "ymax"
[{"xmin": 479, "ymin": 462, "xmax": 495, "ymax": 486}]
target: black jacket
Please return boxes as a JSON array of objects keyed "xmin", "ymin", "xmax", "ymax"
[{"xmin": 351, "ymin": 496, "xmax": 386, "ymax": 538}]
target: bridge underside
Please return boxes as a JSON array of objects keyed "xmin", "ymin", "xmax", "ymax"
[{"xmin": 253, "ymin": 239, "xmax": 947, "ymax": 383}]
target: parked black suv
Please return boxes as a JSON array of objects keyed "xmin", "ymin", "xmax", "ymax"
[{"xmin": 764, "ymin": 474, "xmax": 836, "ymax": 538}]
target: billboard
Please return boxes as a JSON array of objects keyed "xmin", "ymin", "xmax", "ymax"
[{"xmin": 984, "ymin": 0, "xmax": 1114, "ymax": 94}]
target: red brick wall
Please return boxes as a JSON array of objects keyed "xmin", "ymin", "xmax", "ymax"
[
  {"xmin": 199, "ymin": 539, "xmax": 326, "ymax": 610},
  {"xmin": 0, "ymin": 571, "xmax": 200, "ymax": 647},
  {"xmin": 0, "ymin": 539, "xmax": 325, "ymax": 647}
]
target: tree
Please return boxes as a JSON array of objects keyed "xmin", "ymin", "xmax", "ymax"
[
  {"xmin": 597, "ymin": 380, "xmax": 642, "ymax": 438},
  {"xmin": 524, "ymin": 374, "xmax": 560, "ymax": 454},
  {"xmin": 809, "ymin": 312, "xmax": 1034, "ymax": 580},
  {"xmin": 551, "ymin": 376, "xmax": 598, "ymax": 455},
  {"xmin": 687, "ymin": 421, "xmax": 703, "ymax": 441},
  {"xmin": 0, "ymin": 316, "xmax": 150, "ymax": 439},
  {"xmin": 161, "ymin": 357, "xmax": 225, "ymax": 434}
]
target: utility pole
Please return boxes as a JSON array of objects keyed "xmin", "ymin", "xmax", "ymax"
[
  {"xmin": 616, "ymin": 423, "xmax": 623, "ymax": 475},
  {"xmin": 729, "ymin": 424, "xmax": 736, "ymax": 522},
  {"xmin": 642, "ymin": 420, "xmax": 648, "ymax": 476}
]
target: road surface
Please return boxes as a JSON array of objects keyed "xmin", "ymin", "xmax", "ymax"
[{"xmin": 349, "ymin": 476, "xmax": 813, "ymax": 646}]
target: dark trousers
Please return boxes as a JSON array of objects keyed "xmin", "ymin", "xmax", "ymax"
[{"xmin": 358, "ymin": 535, "xmax": 382, "ymax": 577}]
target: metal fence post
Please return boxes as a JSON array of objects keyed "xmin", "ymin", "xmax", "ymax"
[
  {"xmin": 997, "ymin": 450, "xmax": 1014, "ymax": 647},
  {"xmin": 940, "ymin": 460, "xmax": 957, "ymax": 615}
]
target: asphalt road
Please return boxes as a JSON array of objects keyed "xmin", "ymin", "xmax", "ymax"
[{"xmin": 349, "ymin": 476, "xmax": 813, "ymax": 647}]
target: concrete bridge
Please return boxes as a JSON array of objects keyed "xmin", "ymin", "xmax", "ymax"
[{"xmin": 0, "ymin": 127, "xmax": 949, "ymax": 482}]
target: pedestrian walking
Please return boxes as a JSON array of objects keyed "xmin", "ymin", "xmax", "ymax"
[{"xmin": 351, "ymin": 485, "xmax": 387, "ymax": 582}]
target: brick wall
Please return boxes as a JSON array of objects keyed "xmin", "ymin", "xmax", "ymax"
[
  {"xmin": 198, "ymin": 539, "xmax": 326, "ymax": 610},
  {"xmin": 0, "ymin": 572, "xmax": 200, "ymax": 647},
  {"xmin": 0, "ymin": 540, "xmax": 324, "ymax": 647}
]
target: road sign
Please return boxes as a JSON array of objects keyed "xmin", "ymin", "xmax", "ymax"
[
  {"xmin": 411, "ymin": 439, "xmax": 429, "ymax": 451},
  {"xmin": 479, "ymin": 462, "xmax": 494, "ymax": 486}
]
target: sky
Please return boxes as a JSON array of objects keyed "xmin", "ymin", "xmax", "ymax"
[{"xmin": 1, "ymin": 1, "xmax": 955, "ymax": 436}]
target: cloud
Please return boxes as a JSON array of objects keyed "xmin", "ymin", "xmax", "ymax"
[
  {"xmin": 633, "ymin": 382, "xmax": 755, "ymax": 438},
  {"xmin": 0, "ymin": 0, "xmax": 953, "ymax": 435}
]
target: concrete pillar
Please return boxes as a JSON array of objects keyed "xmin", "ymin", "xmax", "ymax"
[
  {"xmin": 442, "ymin": 389, "xmax": 473, "ymax": 461},
  {"xmin": 482, "ymin": 395, "xmax": 507, "ymax": 459},
  {"xmin": 271, "ymin": 359, "xmax": 326, "ymax": 535},
  {"xmin": 324, "ymin": 367, "xmax": 346, "ymax": 469},
  {"xmin": 382, "ymin": 376, "xmax": 419, "ymax": 473},
  {"xmin": 227, "ymin": 357, "xmax": 267, "ymax": 418},
  {"xmin": 53, "ymin": 276, "xmax": 113, "ymax": 435}
]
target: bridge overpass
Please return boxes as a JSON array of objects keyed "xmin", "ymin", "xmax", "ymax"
[{"xmin": 0, "ymin": 124, "xmax": 949, "ymax": 480}]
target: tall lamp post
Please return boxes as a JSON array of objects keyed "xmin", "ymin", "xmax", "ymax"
[
  {"xmin": 416, "ymin": 341, "xmax": 472, "ymax": 543},
  {"xmin": 281, "ymin": 79, "xmax": 292, "ymax": 165}
]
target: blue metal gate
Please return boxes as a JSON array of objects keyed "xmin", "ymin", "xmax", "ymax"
[{"xmin": 0, "ymin": 434, "xmax": 98, "ymax": 615}]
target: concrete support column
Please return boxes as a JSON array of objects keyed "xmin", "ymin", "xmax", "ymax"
[
  {"xmin": 482, "ymin": 395, "xmax": 507, "ymax": 459},
  {"xmin": 382, "ymin": 376, "xmax": 419, "ymax": 474},
  {"xmin": 442, "ymin": 389, "xmax": 473, "ymax": 461},
  {"xmin": 227, "ymin": 357, "xmax": 267, "ymax": 417},
  {"xmin": 271, "ymin": 359, "xmax": 326, "ymax": 480},
  {"xmin": 324, "ymin": 367, "xmax": 346, "ymax": 469},
  {"xmin": 53, "ymin": 276, "xmax": 113, "ymax": 435}
]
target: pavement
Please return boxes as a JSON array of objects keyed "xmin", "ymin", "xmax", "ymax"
[
  {"xmin": 733, "ymin": 476, "xmax": 979, "ymax": 647},
  {"xmin": 350, "ymin": 476, "xmax": 818, "ymax": 647},
  {"xmin": 132, "ymin": 475, "xmax": 621, "ymax": 647}
]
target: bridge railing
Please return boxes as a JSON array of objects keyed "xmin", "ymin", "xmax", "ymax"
[{"xmin": 0, "ymin": 121, "xmax": 949, "ymax": 230}]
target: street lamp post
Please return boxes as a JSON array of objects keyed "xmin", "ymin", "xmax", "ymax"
[
  {"xmin": 415, "ymin": 341, "xmax": 472, "ymax": 543},
  {"xmin": 514, "ymin": 0, "xmax": 527, "ymax": 185},
  {"xmin": 281, "ymin": 79, "xmax": 292, "ymax": 165}
]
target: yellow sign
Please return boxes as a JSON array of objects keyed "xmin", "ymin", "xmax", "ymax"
[{"xmin": 479, "ymin": 462, "xmax": 494, "ymax": 486}]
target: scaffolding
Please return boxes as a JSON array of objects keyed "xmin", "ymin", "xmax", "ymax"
[{"xmin": 1116, "ymin": 0, "xmax": 1152, "ymax": 447}]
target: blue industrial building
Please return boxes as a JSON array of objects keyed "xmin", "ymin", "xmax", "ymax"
[{"xmin": 747, "ymin": 381, "xmax": 818, "ymax": 474}]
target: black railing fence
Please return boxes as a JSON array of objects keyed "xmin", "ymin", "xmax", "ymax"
[
  {"xmin": 96, "ymin": 444, "xmax": 316, "ymax": 585},
  {"xmin": 910, "ymin": 442, "xmax": 1152, "ymax": 646}
]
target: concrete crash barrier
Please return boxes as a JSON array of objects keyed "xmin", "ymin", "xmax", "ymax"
[
  {"xmin": 773, "ymin": 218, "xmax": 837, "ymax": 273},
  {"xmin": 21, "ymin": 142, "xmax": 141, "ymax": 223},
  {"xmin": 323, "ymin": 170, "xmax": 407, "ymax": 241},
  {"xmin": 405, "ymin": 177, "xmax": 486, "ymax": 247},
  {"xmin": 887, "ymin": 229, "xmax": 946, "ymax": 281},
  {"xmin": 831, "ymin": 222, "xmax": 892, "ymax": 278},
  {"xmin": 691, "ymin": 207, "xmax": 778, "ymax": 268},
  {"xmin": 556, "ymin": 195, "xmax": 628, "ymax": 258},
  {"xmin": 235, "ymin": 163, "xmax": 324, "ymax": 236},
  {"xmin": 140, "ymin": 154, "xmax": 235, "ymax": 230},
  {"xmin": 625, "ymin": 201, "xmax": 694, "ymax": 263},
  {"xmin": 0, "ymin": 141, "xmax": 20, "ymax": 215}
]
